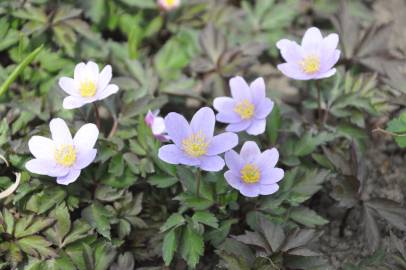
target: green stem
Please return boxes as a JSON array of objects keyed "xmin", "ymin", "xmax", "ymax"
[
  {"xmin": 93, "ymin": 102, "xmax": 101, "ymax": 129},
  {"xmin": 196, "ymin": 169, "xmax": 201, "ymax": 197}
]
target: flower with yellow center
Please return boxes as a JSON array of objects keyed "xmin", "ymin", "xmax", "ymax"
[
  {"xmin": 240, "ymin": 164, "xmax": 260, "ymax": 184},
  {"xmin": 300, "ymin": 55, "xmax": 321, "ymax": 74},
  {"xmin": 79, "ymin": 80, "xmax": 97, "ymax": 97},
  {"xmin": 182, "ymin": 131, "xmax": 209, "ymax": 158},
  {"xmin": 54, "ymin": 145, "xmax": 77, "ymax": 167},
  {"xmin": 158, "ymin": 0, "xmax": 180, "ymax": 11},
  {"xmin": 234, "ymin": 99, "xmax": 255, "ymax": 120}
]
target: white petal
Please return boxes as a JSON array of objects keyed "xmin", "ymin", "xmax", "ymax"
[
  {"xmin": 28, "ymin": 136, "xmax": 54, "ymax": 159},
  {"xmin": 97, "ymin": 84, "xmax": 119, "ymax": 100},
  {"xmin": 50, "ymin": 118, "xmax": 73, "ymax": 146},
  {"xmin": 74, "ymin": 149, "xmax": 97, "ymax": 170},
  {"xmin": 85, "ymin": 61, "xmax": 99, "ymax": 82},
  {"xmin": 26, "ymin": 159, "xmax": 50, "ymax": 175},
  {"xmin": 97, "ymin": 65, "xmax": 112, "ymax": 91},
  {"xmin": 73, "ymin": 123, "xmax": 99, "ymax": 151},
  {"xmin": 56, "ymin": 169, "xmax": 81, "ymax": 185},
  {"xmin": 74, "ymin": 62, "xmax": 86, "ymax": 82},
  {"xmin": 152, "ymin": 117, "xmax": 166, "ymax": 135},
  {"xmin": 59, "ymin": 77, "xmax": 79, "ymax": 96},
  {"xmin": 63, "ymin": 96, "xmax": 86, "ymax": 109}
]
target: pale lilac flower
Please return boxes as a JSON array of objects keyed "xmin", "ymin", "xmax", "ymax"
[
  {"xmin": 276, "ymin": 27, "xmax": 340, "ymax": 80},
  {"xmin": 158, "ymin": 0, "xmax": 180, "ymax": 11},
  {"xmin": 213, "ymin": 77, "xmax": 274, "ymax": 135},
  {"xmin": 224, "ymin": 141, "xmax": 284, "ymax": 197},
  {"xmin": 26, "ymin": 118, "xmax": 99, "ymax": 185},
  {"xmin": 145, "ymin": 110, "xmax": 170, "ymax": 142},
  {"xmin": 59, "ymin": 61, "xmax": 119, "ymax": 109},
  {"xmin": 158, "ymin": 107, "xmax": 238, "ymax": 172}
]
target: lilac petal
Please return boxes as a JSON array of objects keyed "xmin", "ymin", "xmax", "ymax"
[
  {"xmin": 74, "ymin": 149, "xmax": 97, "ymax": 170},
  {"xmin": 277, "ymin": 63, "xmax": 313, "ymax": 80},
  {"xmin": 145, "ymin": 111, "xmax": 154, "ymax": 127},
  {"xmin": 259, "ymin": 184, "xmax": 279, "ymax": 195},
  {"xmin": 320, "ymin": 50, "xmax": 340, "ymax": 72},
  {"xmin": 199, "ymin": 155, "xmax": 225, "ymax": 172},
  {"xmin": 261, "ymin": 168, "xmax": 285, "ymax": 184},
  {"xmin": 28, "ymin": 136, "xmax": 54, "ymax": 160},
  {"xmin": 59, "ymin": 77, "xmax": 79, "ymax": 97},
  {"xmin": 73, "ymin": 123, "xmax": 99, "ymax": 152},
  {"xmin": 246, "ymin": 119, "xmax": 266, "ymax": 135},
  {"xmin": 213, "ymin": 97, "xmax": 236, "ymax": 112},
  {"xmin": 63, "ymin": 96, "xmax": 86, "ymax": 109},
  {"xmin": 250, "ymin": 77, "xmax": 266, "ymax": 105},
  {"xmin": 85, "ymin": 61, "xmax": 99, "ymax": 82},
  {"xmin": 239, "ymin": 184, "xmax": 260, "ymax": 197},
  {"xmin": 276, "ymin": 39, "xmax": 304, "ymax": 63},
  {"xmin": 216, "ymin": 112, "xmax": 241, "ymax": 124},
  {"xmin": 224, "ymin": 150, "xmax": 244, "ymax": 172},
  {"xmin": 50, "ymin": 118, "xmax": 73, "ymax": 146},
  {"xmin": 240, "ymin": 141, "xmax": 261, "ymax": 162},
  {"xmin": 301, "ymin": 27, "xmax": 323, "ymax": 51},
  {"xmin": 207, "ymin": 132, "xmax": 238, "ymax": 155},
  {"xmin": 190, "ymin": 107, "xmax": 215, "ymax": 139},
  {"xmin": 255, "ymin": 98, "xmax": 274, "ymax": 119},
  {"xmin": 256, "ymin": 148, "xmax": 279, "ymax": 169},
  {"xmin": 224, "ymin": 170, "xmax": 243, "ymax": 190},
  {"xmin": 74, "ymin": 62, "xmax": 86, "ymax": 82},
  {"xmin": 164, "ymin": 113, "xmax": 191, "ymax": 147},
  {"xmin": 97, "ymin": 84, "xmax": 119, "ymax": 100},
  {"xmin": 97, "ymin": 65, "xmax": 112, "ymax": 90},
  {"xmin": 322, "ymin": 34, "xmax": 339, "ymax": 56},
  {"xmin": 229, "ymin": 76, "xmax": 251, "ymax": 101},
  {"xmin": 151, "ymin": 117, "xmax": 166, "ymax": 135},
  {"xmin": 26, "ymin": 159, "xmax": 69, "ymax": 177},
  {"xmin": 315, "ymin": 68, "xmax": 337, "ymax": 80},
  {"xmin": 158, "ymin": 144, "xmax": 199, "ymax": 166},
  {"xmin": 56, "ymin": 169, "xmax": 81, "ymax": 185},
  {"xmin": 226, "ymin": 121, "xmax": 251, "ymax": 132}
]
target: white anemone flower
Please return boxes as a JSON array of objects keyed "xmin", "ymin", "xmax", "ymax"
[
  {"xmin": 26, "ymin": 118, "xmax": 99, "ymax": 185},
  {"xmin": 59, "ymin": 61, "xmax": 119, "ymax": 109},
  {"xmin": 158, "ymin": 0, "xmax": 181, "ymax": 11}
]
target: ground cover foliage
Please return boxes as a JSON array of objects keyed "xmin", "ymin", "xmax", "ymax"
[{"xmin": 0, "ymin": 0, "xmax": 406, "ymax": 269}]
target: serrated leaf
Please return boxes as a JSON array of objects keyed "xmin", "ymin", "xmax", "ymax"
[
  {"xmin": 290, "ymin": 207, "xmax": 329, "ymax": 228},
  {"xmin": 192, "ymin": 211, "xmax": 218, "ymax": 228},
  {"xmin": 82, "ymin": 202, "xmax": 113, "ymax": 240},
  {"xmin": 163, "ymin": 229, "xmax": 177, "ymax": 266},
  {"xmin": 180, "ymin": 224, "xmax": 204, "ymax": 268},
  {"xmin": 160, "ymin": 213, "xmax": 185, "ymax": 232},
  {"xmin": 17, "ymin": 235, "xmax": 56, "ymax": 258}
]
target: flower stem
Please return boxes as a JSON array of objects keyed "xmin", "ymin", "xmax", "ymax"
[
  {"xmin": 93, "ymin": 103, "xmax": 101, "ymax": 129},
  {"xmin": 196, "ymin": 168, "xmax": 201, "ymax": 197}
]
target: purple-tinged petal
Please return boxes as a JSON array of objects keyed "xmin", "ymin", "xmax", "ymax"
[
  {"xmin": 256, "ymin": 148, "xmax": 279, "ymax": 169},
  {"xmin": 145, "ymin": 111, "xmax": 155, "ymax": 127},
  {"xmin": 97, "ymin": 84, "xmax": 119, "ymax": 100},
  {"xmin": 213, "ymin": 97, "xmax": 236, "ymax": 112},
  {"xmin": 190, "ymin": 107, "xmax": 215, "ymax": 139},
  {"xmin": 73, "ymin": 123, "xmax": 99, "ymax": 152},
  {"xmin": 224, "ymin": 150, "xmax": 244, "ymax": 172},
  {"xmin": 301, "ymin": 27, "xmax": 323, "ymax": 51},
  {"xmin": 28, "ymin": 136, "xmax": 54, "ymax": 160},
  {"xmin": 315, "ymin": 68, "xmax": 337, "ymax": 80},
  {"xmin": 229, "ymin": 76, "xmax": 251, "ymax": 101},
  {"xmin": 246, "ymin": 119, "xmax": 266, "ymax": 135},
  {"xmin": 164, "ymin": 112, "xmax": 191, "ymax": 147},
  {"xmin": 261, "ymin": 168, "xmax": 284, "ymax": 184},
  {"xmin": 74, "ymin": 149, "xmax": 97, "ymax": 170},
  {"xmin": 74, "ymin": 62, "xmax": 86, "ymax": 82},
  {"xmin": 216, "ymin": 112, "xmax": 241, "ymax": 124},
  {"xmin": 250, "ymin": 77, "xmax": 266, "ymax": 105},
  {"xmin": 50, "ymin": 118, "xmax": 73, "ymax": 146},
  {"xmin": 322, "ymin": 33, "xmax": 339, "ymax": 56},
  {"xmin": 259, "ymin": 184, "xmax": 279, "ymax": 195},
  {"xmin": 199, "ymin": 155, "xmax": 225, "ymax": 172},
  {"xmin": 255, "ymin": 98, "xmax": 274, "ymax": 119},
  {"xmin": 59, "ymin": 77, "xmax": 79, "ymax": 97},
  {"xmin": 276, "ymin": 39, "xmax": 304, "ymax": 63},
  {"xmin": 56, "ymin": 169, "xmax": 81, "ymax": 185},
  {"xmin": 240, "ymin": 141, "xmax": 261, "ymax": 162},
  {"xmin": 158, "ymin": 144, "xmax": 199, "ymax": 166},
  {"xmin": 224, "ymin": 170, "xmax": 244, "ymax": 190},
  {"xmin": 277, "ymin": 63, "xmax": 313, "ymax": 80},
  {"xmin": 63, "ymin": 96, "xmax": 86, "ymax": 109},
  {"xmin": 320, "ymin": 50, "xmax": 340, "ymax": 72},
  {"xmin": 26, "ymin": 159, "xmax": 69, "ymax": 177},
  {"xmin": 226, "ymin": 121, "xmax": 251, "ymax": 132},
  {"xmin": 207, "ymin": 132, "xmax": 238, "ymax": 156},
  {"xmin": 239, "ymin": 184, "xmax": 260, "ymax": 197},
  {"xmin": 85, "ymin": 61, "xmax": 99, "ymax": 82},
  {"xmin": 151, "ymin": 117, "xmax": 166, "ymax": 135},
  {"xmin": 97, "ymin": 65, "xmax": 112, "ymax": 90}
]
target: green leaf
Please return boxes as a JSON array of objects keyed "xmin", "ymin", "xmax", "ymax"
[
  {"xmin": 163, "ymin": 229, "xmax": 178, "ymax": 266},
  {"xmin": 82, "ymin": 202, "xmax": 113, "ymax": 240},
  {"xmin": 17, "ymin": 235, "xmax": 56, "ymax": 258},
  {"xmin": 192, "ymin": 211, "xmax": 219, "ymax": 228},
  {"xmin": 160, "ymin": 213, "xmax": 185, "ymax": 232},
  {"xmin": 293, "ymin": 132, "xmax": 336, "ymax": 156},
  {"xmin": 387, "ymin": 112, "xmax": 406, "ymax": 147},
  {"xmin": 180, "ymin": 224, "xmax": 204, "ymax": 268},
  {"xmin": 290, "ymin": 207, "xmax": 329, "ymax": 228},
  {"xmin": 266, "ymin": 104, "xmax": 281, "ymax": 145},
  {"xmin": 14, "ymin": 216, "xmax": 54, "ymax": 238}
]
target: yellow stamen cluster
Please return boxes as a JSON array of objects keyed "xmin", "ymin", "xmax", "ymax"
[
  {"xmin": 240, "ymin": 164, "xmax": 260, "ymax": 184},
  {"xmin": 300, "ymin": 55, "xmax": 321, "ymax": 74},
  {"xmin": 79, "ymin": 80, "xmax": 97, "ymax": 97},
  {"xmin": 165, "ymin": 0, "xmax": 177, "ymax": 6},
  {"xmin": 182, "ymin": 131, "xmax": 209, "ymax": 158},
  {"xmin": 54, "ymin": 145, "xmax": 77, "ymax": 167},
  {"xmin": 234, "ymin": 99, "xmax": 255, "ymax": 120}
]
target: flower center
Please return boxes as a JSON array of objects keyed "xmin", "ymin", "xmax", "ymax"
[
  {"xmin": 300, "ymin": 55, "xmax": 320, "ymax": 74},
  {"xmin": 234, "ymin": 99, "xmax": 255, "ymax": 120},
  {"xmin": 79, "ymin": 80, "xmax": 97, "ymax": 97},
  {"xmin": 240, "ymin": 164, "xmax": 260, "ymax": 184},
  {"xmin": 165, "ymin": 0, "xmax": 176, "ymax": 6},
  {"xmin": 182, "ymin": 131, "xmax": 209, "ymax": 158},
  {"xmin": 54, "ymin": 145, "xmax": 77, "ymax": 167}
]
